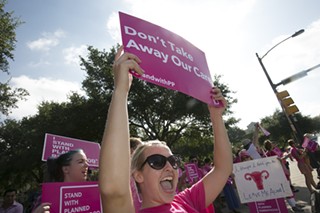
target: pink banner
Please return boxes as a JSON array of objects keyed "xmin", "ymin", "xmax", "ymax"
[
  {"xmin": 42, "ymin": 133, "xmax": 100, "ymax": 167},
  {"xmin": 119, "ymin": 12, "xmax": 221, "ymax": 106},
  {"xmin": 41, "ymin": 181, "xmax": 101, "ymax": 213},
  {"xmin": 248, "ymin": 198, "xmax": 288, "ymax": 213}
]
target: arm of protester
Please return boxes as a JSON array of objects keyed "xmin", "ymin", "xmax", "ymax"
[
  {"xmin": 252, "ymin": 123, "xmax": 260, "ymax": 148},
  {"xmin": 99, "ymin": 46, "xmax": 144, "ymax": 213},
  {"xmin": 202, "ymin": 87, "xmax": 233, "ymax": 207}
]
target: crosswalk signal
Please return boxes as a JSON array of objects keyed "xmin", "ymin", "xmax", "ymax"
[{"xmin": 276, "ymin": 90, "xmax": 299, "ymax": 115}]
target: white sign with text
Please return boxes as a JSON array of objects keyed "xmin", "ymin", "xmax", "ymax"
[{"xmin": 233, "ymin": 156, "xmax": 292, "ymax": 203}]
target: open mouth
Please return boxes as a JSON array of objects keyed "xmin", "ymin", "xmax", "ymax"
[{"xmin": 160, "ymin": 176, "xmax": 174, "ymax": 192}]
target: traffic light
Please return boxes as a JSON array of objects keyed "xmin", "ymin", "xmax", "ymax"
[{"xmin": 276, "ymin": 90, "xmax": 299, "ymax": 115}]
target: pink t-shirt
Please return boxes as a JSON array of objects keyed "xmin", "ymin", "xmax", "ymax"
[{"xmin": 139, "ymin": 181, "xmax": 214, "ymax": 213}]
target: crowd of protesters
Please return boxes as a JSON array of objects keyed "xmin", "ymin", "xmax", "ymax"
[{"xmin": 1, "ymin": 128, "xmax": 319, "ymax": 213}]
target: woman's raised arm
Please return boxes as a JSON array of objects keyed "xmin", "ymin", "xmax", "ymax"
[
  {"xmin": 99, "ymin": 46, "xmax": 144, "ymax": 213},
  {"xmin": 202, "ymin": 87, "xmax": 233, "ymax": 207}
]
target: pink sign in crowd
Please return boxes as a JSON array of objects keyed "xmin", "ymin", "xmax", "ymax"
[
  {"xmin": 41, "ymin": 182, "xmax": 101, "ymax": 213},
  {"xmin": 42, "ymin": 133, "xmax": 100, "ymax": 168},
  {"xmin": 119, "ymin": 12, "xmax": 221, "ymax": 107}
]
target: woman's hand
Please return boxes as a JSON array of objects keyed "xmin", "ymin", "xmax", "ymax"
[
  {"xmin": 208, "ymin": 87, "xmax": 227, "ymax": 118},
  {"xmin": 112, "ymin": 46, "xmax": 144, "ymax": 93},
  {"xmin": 32, "ymin": 203, "xmax": 51, "ymax": 213}
]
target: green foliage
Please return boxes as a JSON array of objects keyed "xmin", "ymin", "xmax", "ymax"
[
  {"xmin": 0, "ymin": 0, "xmax": 28, "ymax": 117},
  {"xmin": 258, "ymin": 110, "xmax": 320, "ymax": 149},
  {"xmin": 0, "ymin": 0, "xmax": 22, "ymax": 73},
  {"xmin": 0, "ymin": 82, "xmax": 29, "ymax": 116},
  {"xmin": 79, "ymin": 46, "xmax": 238, "ymax": 149},
  {"xmin": 0, "ymin": 118, "xmax": 44, "ymax": 191}
]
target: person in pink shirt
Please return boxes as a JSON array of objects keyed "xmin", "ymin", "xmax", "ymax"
[
  {"xmin": 288, "ymin": 139, "xmax": 319, "ymax": 193},
  {"xmin": 98, "ymin": 46, "xmax": 233, "ymax": 213}
]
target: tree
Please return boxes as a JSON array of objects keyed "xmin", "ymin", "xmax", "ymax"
[
  {"xmin": 258, "ymin": 110, "xmax": 320, "ymax": 148},
  {"xmin": 0, "ymin": 0, "xmax": 28, "ymax": 117},
  {"xmin": 80, "ymin": 46, "xmax": 239, "ymax": 148}
]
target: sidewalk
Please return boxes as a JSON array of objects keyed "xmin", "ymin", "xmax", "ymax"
[{"xmin": 218, "ymin": 160, "xmax": 318, "ymax": 213}]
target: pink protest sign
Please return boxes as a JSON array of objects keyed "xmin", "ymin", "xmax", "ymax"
[
  {"xmin": 302, "ymin": 137, "xmax": 318, "ymax": 152},
  {"xmin": 42, "ymin": 181, "xmax": 101, "ymax": 213},
  {"xmin": 42, "ymin": 133, "xmax": 100, "ymax": 167},
  {"xmin": 248, "ymin": 198, "xmax": 288, "ymax": 213},
  {"xmin": 119, "ymin": 12, "xmax": 220, "ymax": 106},
  {"xmin": 184, "ymin": 163, "xmax": 201, "ymax": 184}
]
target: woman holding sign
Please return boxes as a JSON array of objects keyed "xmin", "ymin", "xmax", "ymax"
[
  {"xmin": 99, "ymin": 46, "xmax": 232, "ymax": 213},
  {"xmin": 32, "ymin": 149, "xmax": 89, "ymax": 213}
]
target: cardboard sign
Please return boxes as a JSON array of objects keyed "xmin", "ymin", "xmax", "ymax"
[
  {"xmin": 248, "ymin": 198, "xmax": 288, "ymax": 213},
  {"xmin": 233, "ymin": 156, "xmax": 292, "ymax": 203},
  {"xmin": 119, "ymin": 12, "xmax": 220, "ymax": 106},
  {"xmin": 42, "ymin": 181, "xmax": 101, "ymax": 213},
  {"xmin": 42, "ymin": 133, "xmax": 100, "ymax": 167}
]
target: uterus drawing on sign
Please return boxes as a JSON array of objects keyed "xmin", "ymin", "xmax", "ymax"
[{"xmin": 244, "ymin": 170, "xmax": 270, "ymax": 190}]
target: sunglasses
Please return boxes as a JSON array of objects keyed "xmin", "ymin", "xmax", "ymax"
[{"xmin": 140, "ymin": 154, "xmax": 180, "ymax": 170}]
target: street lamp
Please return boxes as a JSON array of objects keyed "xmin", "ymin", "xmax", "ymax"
[
  {"xmin": 260, "ymin": 29, "xmax": 304, "ymax": 60},
  {"xmin": 274, "ymin": 63, "xmax": 320, "ymax": 87},
  {"xmin": 256, "ymin": 29, "xmax": 305, "ymax": 143}
]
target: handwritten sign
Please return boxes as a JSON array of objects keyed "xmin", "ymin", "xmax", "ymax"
[
  {"xmin": 119, "ymin": 12, "xmax": 220, "ymax": 106},
  {"xmin": 42, "ymin": 181, "xmax": 101, "ymax": 213},
  {"xmin": 42, "ymin": 133, "xmax": 100, "ymax": 167},
  {"xmin": 233, "ymin": 156, "xmax": 292, "ymax": 203},
  {"xmin": 248, "ymin": 198, "xmax": 288, "ymax": 213}
]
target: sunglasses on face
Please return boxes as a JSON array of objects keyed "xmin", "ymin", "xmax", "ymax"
[{"xmin": 140, "ymin": 154, "xmax": 180, "ymax": 170}]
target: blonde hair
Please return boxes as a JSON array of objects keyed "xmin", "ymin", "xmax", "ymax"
[{"xmin": 131, "ymin": 140, "xmax": 168, "ymax": 174}]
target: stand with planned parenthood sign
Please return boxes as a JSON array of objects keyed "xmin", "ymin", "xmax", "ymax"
[
  {"xmin": 233, "ymin": 156, "xmax": 292, "ymax": 213},
  {"xmin": 42, "ymin": 133, "xmax": 100, "ymax": 167},
  {"xmin": 119, "ymin": 12, "xmax": 221, "ymax": 106},
  {"xmin": 42, "ymin": 182, "xmax": 101, "ymax": 213}
]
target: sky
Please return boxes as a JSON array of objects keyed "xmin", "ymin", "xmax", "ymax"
[{"xmin": 3, "ymin": 0, "xmax": 320, "ymax": 130}]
